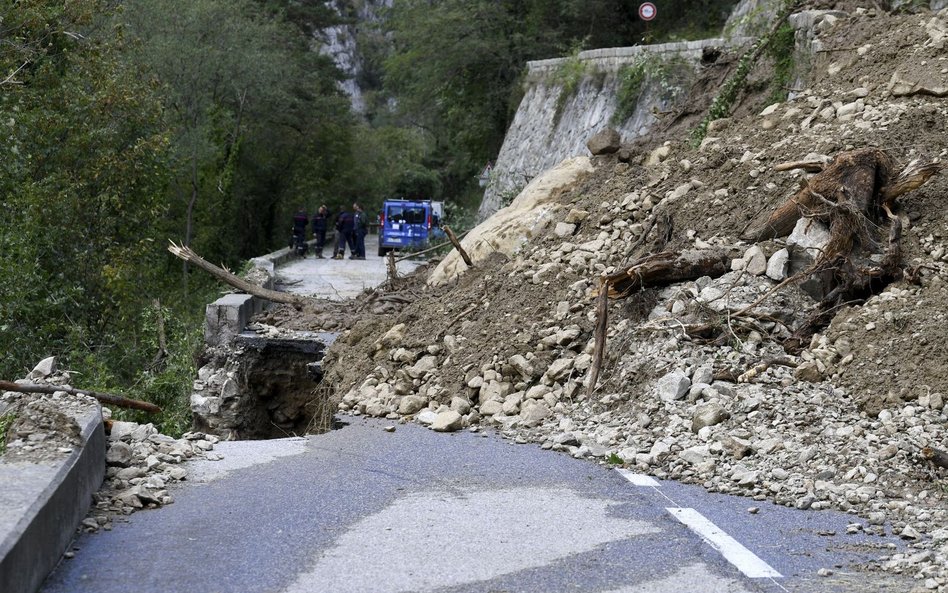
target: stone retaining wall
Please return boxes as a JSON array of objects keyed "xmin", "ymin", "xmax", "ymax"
[{"xmin": 477, "ymin": 37, "xmax": 749, "ymax": 219}]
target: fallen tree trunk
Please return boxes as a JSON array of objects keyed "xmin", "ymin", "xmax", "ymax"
[
  {"xmin": 0, "ymin": 380, "xmax": 162, "ymax": 414},
  {"xmin": 604, "ymin": 248, "xmax": 735, "ymax": 297},
  {"xmin": 167, "ymin": 241, "xmax": 308, "ymax": 308}
]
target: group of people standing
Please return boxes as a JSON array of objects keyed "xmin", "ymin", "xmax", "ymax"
[{"xmin": 291, "ymin": 203, "xmax": 368, "ymax": 260}]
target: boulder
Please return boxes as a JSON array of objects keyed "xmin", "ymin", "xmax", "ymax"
[
  {"xmin": 691, "ymin": 403, "xmax": 731, "ymax": 433},
  {"xmin": 431, "ymin": 410, "xmax": 463, "ymax": 432},
  {"xmin": 398, "ymin": 395, "xmax": 428, "ymax": 415},
  {"xmin": 586, "ymin": 128, "xmax": 621, "ymax": 155},
  {"xmin": 656, "ymin": 372, "xmax": 691, "ymax": 402}
]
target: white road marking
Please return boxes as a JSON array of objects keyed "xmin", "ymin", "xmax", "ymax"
[
  {"xmin": 616, "ymin": 469, "xmax": 661, "ymax": 487},
  {"xmin": 666, "ymin": 507, "xmax": 783, "ymax": 579}
]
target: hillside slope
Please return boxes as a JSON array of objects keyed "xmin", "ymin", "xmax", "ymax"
[{"xmin": 269, "ymin": 5, "xmax": 948, "ymax": 589}]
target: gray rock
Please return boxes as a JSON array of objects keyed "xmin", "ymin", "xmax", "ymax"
[
  {"xmin": 407, "ymin": 355, "xmax": 438, "ymax": 378},
  {"xmin": 508, "ymin": 355, "xmax": 535, "ymax": 380},
  {"xmin": 544, "ymin": 358, "xmax": 575, "ymax": 382},
  {"xmin": 692, "ymin": 365, "xmax": 713, "ymax": 386},
  {"xmin": 115, "ymin": 466, "xmax": 145, "ymax": 480},
  {"xmin": 794, "ymin": 361, "xmax": 822, "ymax": 383},
  {"xmin": 431, "ymin": 410, "xmax": 463, "ymax": 432},
  {"xmin": 656, "ymin": 371, "xmax": 691, "ymax": 402},
  {"xmin": 586, "ymin": 128, "xmax": 621, "ymax": 155},
  {"xmin": 692, "ymin": 403, "xmax": 731, "ymax": 432},
  {"xmin": 519, "ymin": 402, "xmax": 551, "ymax": 427},
  {"xmin": 554, "ymin": 222, "xmax": 576, "ymax": 237},
  {"xmin": 450, "ymin": 396, "xmax": 472, "ymax": 415},
  {"xmin": 553, "ymin": 432, "xmax": 581, "ymax": 447},
  {"xmin": 29, "ymin": 356, "xmax": 57, "ymax": 380},
  {"xmin": 479, "ymin": 400, "xmax": 504, "ymax": 416},
  {"xmin": 416, "ymin": 410, "xmax": 438, "ymax": 426},
  {"xmin": 480, "ymin": 380, "xmax": 513, "ymax": 401},
  {"xmin": 743, "ymin": 245, "xmax": 767, "ymax": 276},
  {"xmin": 106, "ymin": 442, "xmax": 133, "ymax": 467},
  {"xmin": 718, "ymin": 435, "xmax": 754, "ymax": 460},
  {"xmin": 398, "ymin": 395, "xmax": 428, "ymax": 415},
  {"xmin": 679, "ymin": 445, "xmax": 712, "ymax": 465},
  {"xmin": 109, "ymin": 421, "xmax": 138, "ymax": 441},
  {"xmin": 766, "ymin": 248, "xmax": 790, "ymax": 281}
]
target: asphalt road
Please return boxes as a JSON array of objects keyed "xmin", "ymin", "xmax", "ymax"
[
  {"xmin": 41, "ymin": 418, "xmax": 912, "ymax": 593},
  {"xmin": 276, "ymin": 234, "xmax": 424, "ymax": 300}
]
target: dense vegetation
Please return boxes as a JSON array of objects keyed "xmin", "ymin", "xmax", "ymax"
[{"xmin": 0, "ymin": 0, "xmax": 736, "ymax": 432}]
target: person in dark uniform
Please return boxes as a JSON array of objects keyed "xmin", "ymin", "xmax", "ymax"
[
  {"xmin": 311, "ymin": 205, "xmax": 329, "ymax": 258},
  {"xmin": 333, "ymin": 208, "xmax": 354, "ymax": 259},
  {"xmin": 352, "ymin": 202, "xmax": 367, "ymax": 259},
  {"xmin": 291, "ymin": 206, "xmax": 308, "ymax": 257}
]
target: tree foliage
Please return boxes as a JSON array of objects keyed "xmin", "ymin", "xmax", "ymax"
[
  {"xmin": 0, "ymin": 0, "xmax": 172, "ymax": 378},
  {"xmin": 380, "ymin": 0, "xmax": 738, "ymax": 203}
]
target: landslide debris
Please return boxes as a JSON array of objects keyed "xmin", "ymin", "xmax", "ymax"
[
  {"xmin": 274, "ymin": 5, "xmax": 948, "ymax": 589},
  {"xmin": 0, "ymin": 357, "xmax": 219, "ymax": 537}
]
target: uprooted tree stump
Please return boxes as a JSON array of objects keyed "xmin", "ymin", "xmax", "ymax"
[
  {"xmin": 586, "ymin": 148, "xmax": 942, "ymax": 393},
  {"xmin": 743, "ymin": 148, "xmax": 941, "ymax": 348}
]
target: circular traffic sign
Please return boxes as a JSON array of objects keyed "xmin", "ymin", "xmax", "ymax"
[{"xmin": 639, "ymin": 2, "xmax": 657, "ymax": 21}]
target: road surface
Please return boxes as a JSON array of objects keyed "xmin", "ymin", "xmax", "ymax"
[
  {"xmin": 38, "ymin": 238, "xmax": 913, "ymax": 593},
  {"xmin": 41, "ymin": 419, "xmax": 911, "ymax": 593},
  {"xmin": 276, "ymin": 234, "xmax": 424, "ymax": 300}
]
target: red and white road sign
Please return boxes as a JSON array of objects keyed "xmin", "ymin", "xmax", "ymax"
[{"xmin": 639, "ymin": 2, "xmax": 657, "ymax": 21}]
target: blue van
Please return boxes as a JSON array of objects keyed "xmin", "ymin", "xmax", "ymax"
[{"xmin": 378, "ymin": 199, "xmax": 432, "ymax": 256}]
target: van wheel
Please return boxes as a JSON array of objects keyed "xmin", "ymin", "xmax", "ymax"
[{"xmin": 378, "ymin": 246, "xmax": 388, "ymax": 257}]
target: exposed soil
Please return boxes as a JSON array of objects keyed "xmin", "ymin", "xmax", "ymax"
[{"xmin": 263, "ymin": 4, "xmax": 948, "ymax": 586}]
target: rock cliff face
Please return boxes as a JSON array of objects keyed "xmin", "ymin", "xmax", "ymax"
[{"xmin": 314, "ymin": 0, "xmax": 391, "ymax": 114}]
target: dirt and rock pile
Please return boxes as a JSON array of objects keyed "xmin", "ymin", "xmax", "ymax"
[
  {"xmin": 283, "ymin": 6, "xmax": 948, "ymax": 590},
  {"xmin": 0, "ymin": 357, "xmax": 219, "ymax": 538}
]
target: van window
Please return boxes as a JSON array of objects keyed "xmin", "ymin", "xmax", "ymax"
[{"xmin": 387, "ymin": 205, "xmax": 426, "ymax": 224}]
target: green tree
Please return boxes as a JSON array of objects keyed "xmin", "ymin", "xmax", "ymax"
[
  {"xmin": 0, "ymin": 0, "xmax": 173, "ymax": 378},
  {"xmin": 380, "ymin": 0, "xmax": 738, "ymax": 209},
  {"xmin": 120, "ymin": 0, "xmax": 361, "ymax": 265}
]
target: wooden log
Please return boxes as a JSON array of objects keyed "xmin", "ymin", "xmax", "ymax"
[
  {"xmin": 774, "ymin": 159, "xmax": 826, "ymax": 173},
  {"xmin": 393, "ymin": 230, "xmax": 470, "ymax": 263},
  {"xmin": 443, "ymin": 225, "xmax": 474, "ymax": 268},
  {"xmin": 922, "ymin": 447, "xmax": 948, "ymax": 470},
  {"xmin": 744, "ymin": 148, "xmax": 940, "ymax": 242},
  {"xmin": 0, "ymin": 380, "xmax": 162, "ymax": 414},
  {"xmin": 586, "ymin": 280, "xmax": 610, "ymax": 397},
  {"xmin": 605, "ymin": 248, "xmax": 735, "ymax": 297},
  {"xmin": 167, "ymin": 241, "xmax": 307, "ymax": 308},
  {"xmin": 387, "ymin": 249, "xmax": 398, "ymax": 283}
]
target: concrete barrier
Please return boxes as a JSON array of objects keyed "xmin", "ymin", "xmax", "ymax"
[{"xmin": 0, "ymin": 405, "xmax": 104, "ymax": 593}]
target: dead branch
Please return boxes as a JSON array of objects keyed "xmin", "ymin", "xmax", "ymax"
[
  {"xmin": 167, "ymin": 241, "xmax": 307, "ymax": 308},
  {"xmin": 737, "ymin": 357, "xmax": 799, "ymax": 383},
  {"xmin": 774, "ymin": 159, "xmax": 826, "ymax": 173},
  {"xmin": 387, "ymin": 250, "xmax": 399, "ymax": 284},
  {"xmin": 605, "ymin": 248, "xmax": 735, "ymax": 297},
  {"xmin": 586, "ymin": 279, "xmax": 610, "ymax": 397},
  {"xmin": 443, "ymin": 225, "xmax": 474, "ymax": 268},
  {"xmin": 1, "ymin": 61, "xmax": 29, "ymax": 86},
  {"xmin": 394, "ymin": 230, "xmax": 471, "ymax": 263},
  {"xmin": 921, "ymin": 447, "xmax": 948, "ymax": 470},
  {"xmin": 881, "ymin": 160, "xmax": 944, "ymax": 205},
  {"xmin": 439, "ymin": 304, "xmax": 477, "ymax": 337},
  {"xmin": 0, "ymin": 380, "xmax": 162, "ymax": 414}
]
